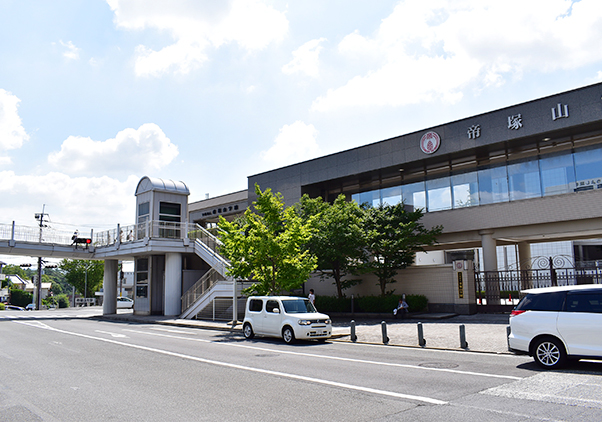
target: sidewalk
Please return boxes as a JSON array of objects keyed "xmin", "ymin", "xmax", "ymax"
[{"xmin": 99, "ymin": 311, "xmax": 511, "ymax": 354}]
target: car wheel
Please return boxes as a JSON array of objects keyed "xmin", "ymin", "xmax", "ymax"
[
  {"xmin": 533, "ymin": 337, "xmax": 566, "ymax": 369},
  {"xmin": 243, "ymin": 323, "xmax": 254, "ymax": 339},
  {"xmin": 282, "ymin": 326, "xmax": 296, "ymax": 344}
]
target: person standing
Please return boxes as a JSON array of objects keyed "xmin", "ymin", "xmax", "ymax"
[{"xmin": 308, "ymin": 289, "xmax": 315, "ymax": 305}]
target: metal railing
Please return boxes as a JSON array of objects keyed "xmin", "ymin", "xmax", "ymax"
[
  {"xmin": 1, "ymin": 220, "xmax": 225, "ymax": 248},
  {"xmin": 181, "ymin": 268, "xmax": 224, "ymax": 312},
  {"xmin": 187, "ymin": 224, "xmax": 223, "ymax": 254},
  {"xmin": 0, "ymin": 222, "xmax": 88, "ymax": 245},
  {"xmin": 475, "ymin": 266, "xmax": 602, "ymax": 309}
]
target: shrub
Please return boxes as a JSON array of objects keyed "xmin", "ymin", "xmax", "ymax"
[
  {"xmin": 314, "ymin": 294, "xmax": 428, "ymax": 314},
  {"xmin": 9, "ymin": 289, "xmax": 33, "ymax": 307},
  {"xmin": 56, "ymin": 294, "xmax": 70, "ymax": 308},
  {"xmin": 314, "ymin": 295, "xmax": 351, "ymax": 312},
  {"xmin": 0, "ymin": 303, "xmax": 5, "ymax": 310}
]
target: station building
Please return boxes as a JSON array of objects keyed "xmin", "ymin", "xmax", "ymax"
[{"xmin": 189, "ymin": 82, "xmax": 602, "ymax": 313}]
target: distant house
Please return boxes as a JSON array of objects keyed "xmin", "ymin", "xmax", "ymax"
[{"xmin": 4, "ymin": 274, "xmax": 51, "ymax": 299}]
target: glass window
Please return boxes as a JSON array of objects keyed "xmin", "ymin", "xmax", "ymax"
[
  {"xmin": 266, "ymin": 300, "xmax": 280, "ymax": 313},
  {"xmin": 566, "ymin": 293, "xmax": 602, "ymax": 313},
  {"xmin": 516, "ymin": 292, "xmax": 565, "ymax": 311},
  {"xmin": 282, "ymin": 298, "xmax": 316, "ymax": 313},
  {"xmin": 401, "ymin": 181, "xmax": 426, "ymax": 210},
  {"xmin": 478, "ymin": 166, "xmax": 509, "ymax": 205},
  {"xmin": 249, "ymin": 299, "xmax": 263, "ymax": 312},
  {"xmin": 540, "ymin": 153, "xmax": 575, "ymax": 196},
  {"xmin": 426, "ymin": 177, "xmax": 451, "ymax": 211},
  {"xmin": 381, "ymin": 186, "xmax": 401, "ymax": 206},
  {"xmin": 574, "ymin": 146, "xmax": 602, "ymax": 191},
  {"xmin": 452, "ymin": 172, "xmax": 479, "ymax": 208},
  {"xmin": 357, "ymin": 190, "xmax": 380, "ymax": 207},
  {"xmin": 508, "ymin": 160, "xmax": 541, "ymax": 201},
  {"xmin": 138, "ymin": 202, "xmax": 149, "ymax": 217}
]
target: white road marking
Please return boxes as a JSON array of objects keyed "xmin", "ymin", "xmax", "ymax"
[
  {"xmin": 95, "ymin": 330, "xmax": 128, "ymax": 338},
  {"xmin": 123, "ymin": 328, "xmax": 523, "ymax": 381},
  {"xmin": 149, "ymin": 327, "xmax": 197, "ymax": 335},
  {"xmin": 15, "ymin": 320, "xmax": 447, "ymax": 406}
]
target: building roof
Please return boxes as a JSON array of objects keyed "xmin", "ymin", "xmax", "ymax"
[{"xmin": 135, "ymin": 176, "xmax": 190, "ymax": 196}]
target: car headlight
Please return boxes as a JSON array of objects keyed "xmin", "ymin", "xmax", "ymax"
[
  {"xmin": 324, "ymin": 319, "xmax": 331, "ymax": 324},
  {"xmin": 298, "ymin": 320, "xmax": 312, "ymax": 326}
]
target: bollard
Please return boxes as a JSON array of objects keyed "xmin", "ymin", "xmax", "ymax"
[
  {"xmin": 417, "ymin": 322, "xmax": 426, "ymax": 347},
  {"xmin": 350, "ymin": 320, "xmax": 357, "ymax": 342},
  {"xmin": 459, "ymin": 324, "xmax": 468, "ymax": 349},
  {"xmin": 381, "ymin": 321, "xmax": 389, "ymax": 344}
]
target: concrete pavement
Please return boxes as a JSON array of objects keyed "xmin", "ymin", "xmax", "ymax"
[{"xmin": 99, "ymin": 310, "xmax": 512, "ymax": 354}]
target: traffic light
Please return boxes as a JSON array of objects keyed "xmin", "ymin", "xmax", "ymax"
[{"xmin": 19, "ymin": 263, "xmax": 32, "ymax": 267}]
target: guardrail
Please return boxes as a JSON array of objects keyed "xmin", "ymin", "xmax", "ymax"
[{"xmin": 1, "ymin": 221, "xmax": 223, "ymax": 249}]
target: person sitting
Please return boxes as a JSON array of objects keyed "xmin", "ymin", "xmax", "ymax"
[{"xmin": 393, "ymin": 295, "xmax": 409, "ymax": 318}]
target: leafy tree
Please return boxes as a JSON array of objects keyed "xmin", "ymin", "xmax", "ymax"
[
  {"xmin": 59, "ymin": 259, "xmax": 104, "ymax": 298},
  {"xmin": 1, "ymin": 264, "xmax": 31, "ymax": 285},
  {"xmin": 219, "ymin": 184, "xmax": 318, "ymax": 296},
  {"xmin": 296, "ymin": 194, "xmax": 365, "ymax": 298},
  {"xmin": 9, "ymin": 288, "xmax": 32, "ymax": 307},
  {"xmin": 362, "ymin": 203, "xmax": 442, "ymax": 296}
]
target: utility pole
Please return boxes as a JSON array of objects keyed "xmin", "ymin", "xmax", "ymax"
[{"xmin": 34, "ymin": 205, "xmax": 49, "ymax": 311}]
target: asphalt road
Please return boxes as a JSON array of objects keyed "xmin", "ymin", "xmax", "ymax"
[{"xmin": 2, "ymin": 309, "xmax": 602, "ymax": 421}]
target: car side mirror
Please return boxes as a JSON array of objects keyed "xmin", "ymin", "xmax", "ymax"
[{"xmin": 273, "ymin": 308, "xmax": 280, "ymax": 314}]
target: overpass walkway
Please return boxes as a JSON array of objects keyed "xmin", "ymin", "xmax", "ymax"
[{"xmin": 0, "ymin": 220, "xmax": 235, "ymax": 319}]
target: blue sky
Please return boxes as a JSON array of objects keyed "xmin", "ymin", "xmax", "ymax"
[{"xmin": 1, "ymin": 0, "xmax": 602, "ymax": 259}]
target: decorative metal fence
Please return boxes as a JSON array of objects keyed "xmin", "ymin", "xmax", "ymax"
[{"xmin": 475, "ymin": 257, "xmax": 602, "ymax": 312}]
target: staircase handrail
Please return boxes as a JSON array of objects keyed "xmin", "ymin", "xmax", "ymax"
[
  {"xmin": 181, "ymin": 268, "xmax": 227, "ymax": 313},
  {"xmin": 187, "ymin": 224, "xmax": 223, "ymax": 253}
]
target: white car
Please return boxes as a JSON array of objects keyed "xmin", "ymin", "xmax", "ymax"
[
  {"xmin": 242, "ymin": 296, "xmax": 332, "ymax": 344},
  {"xmin": 117, "ymin": 296, "xmax": 134, "ymax": 309},
  {"xmin": 508, "ymin": 284, "xmax": 602, "ymax": 369}
]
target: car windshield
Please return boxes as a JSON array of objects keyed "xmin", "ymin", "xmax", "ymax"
[{"xmin": 282, "ymin": 299, "xmax": 317, "ymax": 314}]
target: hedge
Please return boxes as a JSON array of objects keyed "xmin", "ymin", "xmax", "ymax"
[
  {"xmin": 9, "ymin": 289, "xmax": 33, "ymax": 308},
  {"xmin": 315, "ymin": 294, "xmax": 428, "ymax": 314}
]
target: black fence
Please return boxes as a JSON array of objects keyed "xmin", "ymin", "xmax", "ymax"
[{"xmin": 475, "ymin": 266, "xmax": 602, "ymax": 312}]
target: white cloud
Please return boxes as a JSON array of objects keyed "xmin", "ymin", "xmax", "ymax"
[
  {"xmin": 282, "ymin": 38, "xmax": 326, "ymax": 78},
  {"xmin": 312, "ymin": 0, "xmax": 602, "ymax": 112},
  {"xmin": 0, "ymin": 89, "xmax": 29, "ymax": 154},
  {"xmin": 60, "ymin": 40, "xmax": 80, "ymax": 60},
  {"xmin": 0, "ymin": 171, "xmax": 138, "ymax": 227},
  {"xmin": 260, "ymin": 121, "xmax": 320, "ymax": 166},
  {"xmin": 48, "ymin": 123, "xmax": 178, "ymax": 176},
  {"xmin": 107, "ymin": 0, "xmax": 289, "ymax": 77}
]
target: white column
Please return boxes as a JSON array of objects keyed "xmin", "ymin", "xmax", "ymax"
[
  {"xmin": 164, "ymin": 253, "xmax": 182, "ymax": 316},
  {"xmin": 517, "ymin": 242, "xmax": 531, "ymax": 271},
  {"xmin": 103, "ymin": 260, "xmax": 118, "ymax": 315},
  {"xmin": 480, "ymin": 230, "xmax": 498, "ymax": 272}
]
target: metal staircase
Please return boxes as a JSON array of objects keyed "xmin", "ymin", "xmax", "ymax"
[{"xmin": 180, "ymin": 225, "xmax": 238, "ymax": 320}]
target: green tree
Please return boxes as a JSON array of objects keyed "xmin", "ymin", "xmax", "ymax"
[
  {"xmin": 362, "ymin": 203, "xmax": 442, "ymax": 296},
  {"xmin": 219, "ymin": 184, "xmax": 318, "ymax": 296},
  {"xmin": 296, "ymin": 194, "xmax": 366, "ymax": 298},
  {"xmin": 59, "ymin": 259, "xmax": 104, "ymax": 298},
  {"xmin": 1, "ymin": 264, "xmax": 30, "ymax": 285},
  {"xmin": 9, "ymin": 288, "xmax": 32, "ymax": 307}
]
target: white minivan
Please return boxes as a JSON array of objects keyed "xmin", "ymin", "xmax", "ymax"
[
  {"xmin": 508, "ymin": 284, "xmax": 602, "ymax": 368},
  {"xmin": 242, "ymin": 296, "xmax": 332, "ymax": 344}
]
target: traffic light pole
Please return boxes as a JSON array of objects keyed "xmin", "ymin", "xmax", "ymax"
[
  {"xmin": 35, "ymin": 205, "xmax": 49, "ymax": 311},
  {"xmin": 36, "ymin": 257, "xmax": 42, "ymax": 310}
]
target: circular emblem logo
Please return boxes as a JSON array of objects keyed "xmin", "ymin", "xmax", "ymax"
[{"xmin": 420, "ymin": 131, "xmax": 441, "ymax": 154}]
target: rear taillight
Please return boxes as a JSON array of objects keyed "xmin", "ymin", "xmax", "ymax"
[{"xmin": 510, "ymin": 310, "xmax": 526, "ymax": 317}]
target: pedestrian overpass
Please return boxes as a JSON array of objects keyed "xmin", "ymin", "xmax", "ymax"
[
  {"xmin": 0, "ymin": 219, "xmax": 238, "ymax": 320},
  {"xmin": 0, "ymin": 177, "xmax": 241, "ymax": 322}
]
